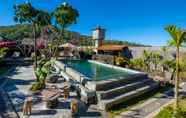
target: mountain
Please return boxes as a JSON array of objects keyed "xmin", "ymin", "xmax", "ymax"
[{"xmin": 0, "ymin": 24, "xmax": 147, "ymax": 46}]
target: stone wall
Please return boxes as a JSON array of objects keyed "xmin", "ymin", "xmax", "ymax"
[
  {"xmin": 92, "ymin": 54, "xmax": 114, "ymax": 64},
  {"xmin": 130, "ymin": 46, "xmax": 186, "ymax": 59},
  {"xmin": 2, "ymin": 58, "xmax": 33, "ymax": 66}
]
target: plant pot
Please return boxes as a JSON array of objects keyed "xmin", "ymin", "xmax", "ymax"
[
  {"xmin": 46, "ymin": 74, "xmax": 59, "ymax": 83},
  {"xmin": 46, "ymin": 98, "xmax": 58, "ymax": 109}
]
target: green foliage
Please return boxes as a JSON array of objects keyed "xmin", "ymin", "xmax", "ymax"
[
  {"xmin": 30, "ymin": 81, "xmax": 45, "ymax": 92},
  {"xmin": 13, "ymin": 3, "xmax": 36, "ymax": 23},
  {"xmin": 0, "ymin": 48, "xmax": 8, "ymax": 66},
  {"xmin": 130, "ymin": 50, "xmax": 162, "ymax": 73},
  {"xmin": 165, "ymin": 25, "xmax": 186, "ymax": 47},
  {"xmin": 104, "ymin": 40, "xmax": 149, "ymax": 46},
  {"xmin": 0, "ymin": 47, "xmax": 8, "ymax": 58},
  {"xmin": 142, "ymin": 50, "xmax": 151, "ymax": 69},
  {"xmin": 79, "ymin": 36, "xmax": 93, "ymax": 46},
  {"xmin": 30, "ymin": 58, "xmax": 52, "ymax": 91},
  {"xmin": 165, "ymin": 25, "xmax": 186, "ymax": 112},
  {"xmin": 84, "ymin": 48, "xmax": 94, "ymax": 55},
  {"xmin": 51, "ymin": 2, "xmax": 79, "ymax": 56},
  {"xmin": 14, "ymin": 3, "xmax": 51, "ymax": 26},
  {"xmin": 0, "ymin": 24, "xmax": 32, "ymax": 40},
  {"xmin": 35, "ymin": 59, "xmax": 51, "ymax": 81},
  {"xmin": 130, "ymin": 58, "xmax": 145, "ymax": 70},
  {"xmin": 13, "ymin": 3, "xmax": 51, "ymax": 39},
  {"xmin": 156, "ymin": 106, "xmax": 174, "ymax": 118},
  {"xmin": 151, "ymin": 52, "xmax": 162, "ymax": 70},
  {"xmin": 162, "ymin": 59, "xmax": 176, "ymax": 71},
  {"xmin": 156, "ymin": 106, "xmax": 186, "ymax": 118},
  {"xmin": 115, "ymin": 56, "xmax": 129, "ymax": 67},
  {"xmin": 52, "ymin": 2, "xmax": 79, "ymax": 29}
]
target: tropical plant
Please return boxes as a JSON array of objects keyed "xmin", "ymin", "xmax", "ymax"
[
  {"xmin": 13, "ymin": 2, "xmax": 51, "ymax": 67},
  {"xmin": 161, "ymin": 46, "xmax": 168, "ymax": 58},
  {"xmin": 130, "ymin": 58, "xmax": 145, "ymax": 70},
  {"xmin": 30, "ymin": 58, "xmax": 52, "ymax": 91},
  {"xmin": 151, "ymin": 52, "xmax": 162, "ymax": 70},
  {"xmin": 0, "ymin": 47, "xmax": 8, "ymax": 58},
  {"xmin": 142, "ymin": 50, "xmax": 152, "ymax": 72},
  {"xmin": 0, "ymin": 47, "xmax": 8, "ymax": 65},
  {"xmin": 52, "ymin": 2, "xmax": 79, "ymax": 57},
  {"xmin": 165, "ymin": 25, "xmax": 186, "ymax": 115},
  {"xmin": 115, "ymin": 55, "xmax": 130, "ymax": 67}
]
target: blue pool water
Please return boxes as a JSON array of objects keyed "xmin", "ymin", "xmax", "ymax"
[{"xmin": 65, "ymin": 60, "xmax": 134, "ymax": 81}]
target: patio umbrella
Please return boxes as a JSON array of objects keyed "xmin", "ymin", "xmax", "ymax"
[
  {"xmin": 59, "ymin": 51, "xmax": 73, "ymax": 57},
  {"xmin": 59, "ymin": 43, "xmax": 76, "ymax": 49}
]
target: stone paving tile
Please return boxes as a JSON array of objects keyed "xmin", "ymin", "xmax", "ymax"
[
  {"xmin": 0, "ymin": 89, "xmax": 18, "ymax": 118},
  {"xmin": 3, "ymin": 66, "xmax": 103, "ymax": 118}
]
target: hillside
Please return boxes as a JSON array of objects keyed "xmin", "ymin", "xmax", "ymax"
[{"xmin": 0, "ymin": 24, "xmax": 147, "ymax": 46}]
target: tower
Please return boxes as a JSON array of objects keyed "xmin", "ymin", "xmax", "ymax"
[{"xmin": 92, "ymin": 26, "xmax": 105, "ymax": 48}]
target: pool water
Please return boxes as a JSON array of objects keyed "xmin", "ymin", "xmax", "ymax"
[{"xmin": 65, "ymin": 60, "xmax": 134, "ymax": 81}]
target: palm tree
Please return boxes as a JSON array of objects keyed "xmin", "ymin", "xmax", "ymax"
[
  {"xmin": 14, "ymin": 2, "xmax": 51, "ymax": 68},
  {"xmin": 52, "ymin": 2, "xmax": 79, "ymax": 57},
  {"xmin": 165, "ymin": 25, "xmax": 186, "ymax": 115}
]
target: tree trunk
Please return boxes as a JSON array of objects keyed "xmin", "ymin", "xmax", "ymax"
[
  {"xmin": 33, "ymin": 23, "xmax": 37, "ymax": 68},
  {"xmin": 174, "ymin": 46, "xmax": 180, "ymax": 115},
  {"xmin": 54, "ymin": 26, "xmax": 65, "ymax": 58}
]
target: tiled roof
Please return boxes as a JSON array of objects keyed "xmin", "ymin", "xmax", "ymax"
[
  {"xmin": 0, "ymin": 41, "xmax": 16, "ymax": 48},
  {"xmin": 97, "ymin": 44, "xmax": 128, "ymax": 51}
]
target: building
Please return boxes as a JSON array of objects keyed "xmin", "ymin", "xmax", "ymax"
[
  {"xmin": 92, "ymin": 26, "xmax": 105, "ymax": 49},
  {"xmin": 97, "ymin": 44, "xmax": 131, "ymax": 58},
  {"xmin": 92, "ymin": 26, "xmax": 131, "ymax": 58}
]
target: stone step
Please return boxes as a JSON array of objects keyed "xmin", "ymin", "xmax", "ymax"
[
  {"xmin": 98, "ymin": 82, "xmax": 158, "ymax": 110},
  {"xmin": 97, "ymin": 79, "xmax": 154, "ymax": 100},
  {"xmin": 95, "ymin": 74, "xmax": 148, "ymax": 91}
]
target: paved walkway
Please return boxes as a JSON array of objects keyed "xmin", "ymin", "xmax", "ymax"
[
  {"xmin": 1, "ymin": 66, "xmax": 186, "ymax": 118},
  {"xmin": 114, "ymin": 83, "xmax": 186, "ymax": 118},
  {"xmin": 1, "ymin": 66, "xmax": 103, "ymax": 118},
  {"xmin": 0, "ymin": 67, "xmax": 20, "ymax": 118}
]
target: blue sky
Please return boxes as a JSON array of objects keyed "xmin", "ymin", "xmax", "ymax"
[{"xmin": 1, "ymin": 0, "xmax": 186, "ymax": 46}]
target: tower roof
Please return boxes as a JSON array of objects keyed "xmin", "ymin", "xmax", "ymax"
[{"xmin": 92, "ymin": 26, "xmax": 105, "ymax": 31}]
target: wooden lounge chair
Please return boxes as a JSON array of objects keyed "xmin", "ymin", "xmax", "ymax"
[
  {"xmin": 70, "ymin": 99, "xmax": 78, "ymax": 116},
  {"xmin": 63, "ymin": 86, "xmax": 70, "ymax": 100},
  {"xmin": 41, "ymin": 88, "xmax": 61, "ymax": 108}
]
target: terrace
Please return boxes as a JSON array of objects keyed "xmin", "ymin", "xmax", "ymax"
[{"xmin": 0, "ymin": 1, "xmax": 186, "ymax": 118}]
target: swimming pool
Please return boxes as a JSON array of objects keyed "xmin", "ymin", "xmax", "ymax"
[{"xmin": 64, "ymin": 60, "xmax": 135, "ymax": 81}]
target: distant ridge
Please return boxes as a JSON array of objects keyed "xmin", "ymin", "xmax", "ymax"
[{"xmin": 0, "ymin": 24, "xmax": 149, "ymax": 46}]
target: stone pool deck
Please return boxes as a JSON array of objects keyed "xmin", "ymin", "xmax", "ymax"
[
  {"xmin": 1, "ymin": 66, "xmax": 103, "ymax": 118},
  {"xmin": 1, "ymin": 65, "xmax": 185, "ymax": 118}
]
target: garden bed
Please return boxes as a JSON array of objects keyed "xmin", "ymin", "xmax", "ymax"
[{"xmin": 155, "ymin": 95, "xmax": 186, "ymax": 118}]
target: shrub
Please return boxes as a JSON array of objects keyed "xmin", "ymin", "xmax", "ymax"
[
  {"xmin": 30, "ymin": 58, "xmax": 52, "ymax": 91},
  {"xmin": 130, "ymin": 58, "xmax": 145, "ymax": 70},
  {"xmin": 115, "ymin": 56, "xmax": 129, "ymax": 67},
  {"xmin": 156, "ymin": 105, "xmax": 186, "ymax": 118},
  {"xmin": 0, "ymin": 47, "xmax": 8, "ymax": 66}
]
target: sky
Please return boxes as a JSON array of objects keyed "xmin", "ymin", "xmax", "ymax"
[{"xmin": 1, "ymin": 0, "xmax": 186, "ymax": 46}]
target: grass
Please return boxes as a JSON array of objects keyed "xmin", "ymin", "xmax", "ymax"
[
  {"xmin": 155, "ymin": 95, "xmax": 186, "ymax": 118},
  {"xmin": 108, "ymin": 85, "xmax": 173, "ymax": 118},
  {"xmin": 0, "ymin": 66, "xmax": 10, "ymax": 75}
]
